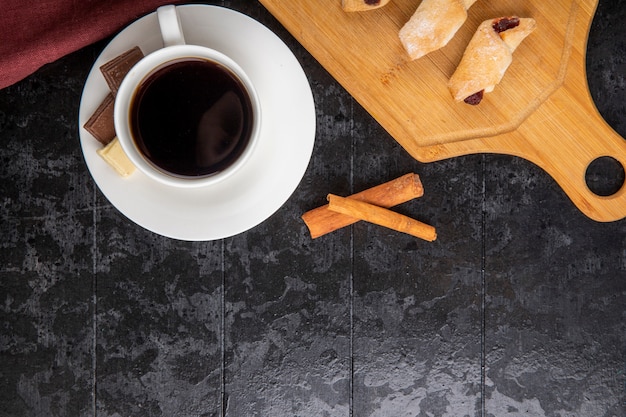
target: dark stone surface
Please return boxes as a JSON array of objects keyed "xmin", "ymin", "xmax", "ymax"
[{"xmin": 1, "ymin": 1, "xmax": 624, "ymax": 416}]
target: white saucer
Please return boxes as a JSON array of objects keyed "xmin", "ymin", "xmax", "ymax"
[{"xmin": 78, "ymin": 5, "xmax": 316, "ymax": 241}]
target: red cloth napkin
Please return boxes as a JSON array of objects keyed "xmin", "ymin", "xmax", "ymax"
[{"xmin": 0, "ymin": 0, "xmax": 183, "ymax": 90}]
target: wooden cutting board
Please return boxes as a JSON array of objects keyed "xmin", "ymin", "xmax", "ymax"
[{"xmin": 258, "ymin": 0, "xmax": 626, "ymax": 222}]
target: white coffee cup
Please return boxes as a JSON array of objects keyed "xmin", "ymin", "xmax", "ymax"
[{"xmin": 115, "ymin": 5, "xmax": 262, "ymax": 188}]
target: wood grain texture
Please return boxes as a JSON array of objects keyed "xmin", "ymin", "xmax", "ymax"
[{"xmin": 258, "ymin": 0, "xmax": 626, "ymax": 222}]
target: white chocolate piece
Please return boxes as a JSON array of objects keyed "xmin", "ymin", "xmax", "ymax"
[{"xmin": 97, "ymin": 137, "xmax": 136, "ymax": 177}]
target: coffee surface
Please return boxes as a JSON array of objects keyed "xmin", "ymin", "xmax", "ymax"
[{"xmin": 130, "ymin": 58, "xmax": 253, "ymax": 177}]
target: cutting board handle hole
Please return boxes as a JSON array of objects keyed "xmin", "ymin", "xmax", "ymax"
[{"xmin": 585, "ymin": 156, "xmax": 625, "ymax": 197}]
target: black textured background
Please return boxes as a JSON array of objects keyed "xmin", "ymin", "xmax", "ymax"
[{"xmin": 1, "ymin": 1, "xmax": 624, "ymax": 416}]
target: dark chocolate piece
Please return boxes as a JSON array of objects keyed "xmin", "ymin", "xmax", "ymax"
[
  {"xmin": 99, "ymin": 46, "xmax": 144, "ymax": 95},
  {"xmin": 83, "ymin": 93, "xmax": 116, "ymax": 145}
]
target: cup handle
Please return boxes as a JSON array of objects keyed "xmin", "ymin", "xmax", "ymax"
[{"xmin": 157, "ymin": 5, "xmax": 186, "ymax": 47}]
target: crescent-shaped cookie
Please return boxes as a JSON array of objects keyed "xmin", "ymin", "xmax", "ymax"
[
  {"xmin": 448, "ymin": 16, "xmax": 537, "ymax": 104},
  {"xmin": 399, "ymin": 0, "xmax": 479, "ymax": 61}
]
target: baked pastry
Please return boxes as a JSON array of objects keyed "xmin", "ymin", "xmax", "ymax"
[
  {"xmin": 448, "ymin": 16, "xmax": 537, "ymax": 104},
  {"xmin": 399, "ymin": 0, "xmax": 478, "ymax": 60},
  {"xmin": 342, "ymin": 0, "xmax": 391, "ymax": 12}
]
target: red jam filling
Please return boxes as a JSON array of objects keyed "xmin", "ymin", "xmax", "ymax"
[
  {"xmin": 492, "ymin": 17, "xmax": 520, "ymax": 34},
  {"xmin": 464, "ymin": 90, "xmax": 484, "ymax": 105}
]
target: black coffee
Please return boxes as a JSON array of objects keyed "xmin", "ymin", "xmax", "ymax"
[{"xmin": 130, "ymin": 58, "xmax": 254, "ymax": 178}]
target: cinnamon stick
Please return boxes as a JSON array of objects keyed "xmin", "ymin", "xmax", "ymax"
[
  {"xmin": 301, "ymin": 173, "xmax": 424, "ymax": 238},
  {"xmin": 326, "ymin": 194, "xmax": 437, "ymax": 241}
]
